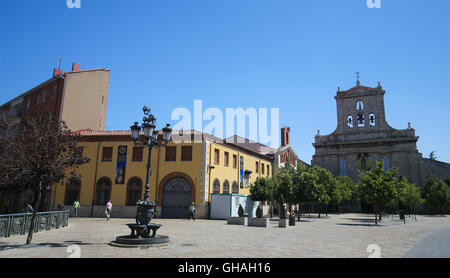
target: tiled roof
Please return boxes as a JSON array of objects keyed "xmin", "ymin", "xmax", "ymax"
[
  {"xmin": 224, "ymin": 135, "xmax": 277, "ymax": 155},
  {"xmin": 74, "ymin": 129, "xmax": 276, "ymax": 157},
  {"xmin": 63, "ymin": 68, "xmax": 110, "ymax": 75}
]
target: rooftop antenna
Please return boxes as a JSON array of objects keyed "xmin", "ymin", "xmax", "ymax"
[{"xmin": 58, "ymin": 58, "xmax": 62, "ymax": 70}]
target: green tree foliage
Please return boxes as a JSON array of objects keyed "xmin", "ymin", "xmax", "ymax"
[
  {"xmin": 422, "ymin": 177, "xmax": 450, "ymax": 216},
  {"xmin": 308, "ymin": 166, "xmax": 332, "ymax": 217},
  {"xmin": 334, "ymin": 176, "xmax": 358, "ymax": 212},
  {"xmin": 358, "ymin": 161, "xmax": 398, "ymax": 224},
  {"xmin": 274, "ymin": 164, "xmax": 296, "ymax": 204},
  {"xmin": 250, "ymin": 177, "xmax": 275, "ymax": 203},
  {"xmin": 396, "ymin": 176, "xmax": 423, "ymax": 219},
  {"xmin": 429, "ymin": 151, "xmax": 437, "ymax": 161}
]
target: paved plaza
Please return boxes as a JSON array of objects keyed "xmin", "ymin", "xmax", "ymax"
[{"xmin": 0, "ymin": 213, "xmax": 449, "ymax": 258}]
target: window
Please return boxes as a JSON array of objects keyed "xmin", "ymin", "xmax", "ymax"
[
  {"xmin": 165, "ymin": 146, "xmax": 177, "ymax": 161},
  {"xmin": 65, "ymin": 178, "xmax": 81, "ymax": 205},
  {"xmin": 347, "ymin": 116, "xmax": 353, "ymax": 128},
  {"xmin": 181, "ymin": 146, "xmax": 193, "ymax": 161},
  {"xmin": 267, "ymin": 165, "xmax": 270, "ymax": 176},
  {"xmin": 369, "ymin": 113, "xmax": 376, "ymax": 127},
  {"xmin": 383, "ymin": 157, "xmax": 390, "ymax": 171},
  {"xmin": 214, "ymin": 149, "xmax": 220, "ymax": 164},
  {"xmin": 224, "ymin": 152, "xmax": 229, "ymax": 166},
  {"xmin": 262, "ymin": 163, "xmax": 265, "ymax": 175},
  {"xmin": 232, "ymin": 154, "xmax": 237, "ymax": 168},
  {"xmin": 102, "ymin": 147, "xmax": 113, "ymax": 161},
  {"xmin": 357, "ymin": 101, "xmax": 364, "ymax": 110},
  {"xmin": 53, "ymin": 86, "xmax": 57, "ymax": 97},
  {"xmin": 36, "ymin": 93, "xmax": 41, "ymax": 105},
  {"xmin": 340, "ymin": 158, "xmax": 347, "ymax": 176},
  {"xmin": 357, "ymin": 114, "xmax": 365, "ymax": 127},
  {"xmin": 213, "ymin": 179, "xmax": 220, "ymax": 194},
  {"xmin": 95, "ymin": 178, "xmax": 111, "ymax": 205},
  {"xmin": 26, "ymin": 99, "xmax": 30, "ymax": 110},
  {"xmin": 232, "ymin": 181, "xmax": 239, "ymax": 194},
  {"xmin": 42, "ymin": 90, "xmax": 47, "ymax": 103},
  {"xmin": 126, "ymin": 178, "xmax": 142, "ymax": 206},
  {"xmin": 255, "ymin": 161, "xmax": 259, "ymax": 173},
  {"xmin": 132, "ymin": 147, "xmax": 143, "ymax": 161},
  {"xmin": 223, "ymin": 180, "xmax": 230, "ymax": 193}
]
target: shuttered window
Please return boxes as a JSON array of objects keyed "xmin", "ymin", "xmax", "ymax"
[
  {"xmin": 102, "ymin": 147, "xmax": 113, "ymax": 161},
  {"xmin": 224, "ymin": 152, "xmax": 229, "ymax": 166},
  {"xmin": 165, "ymin": 146, "xmax": 177, "ymax": 161},
  {"xmin": 214, "ymin": 149, "xmax": 220, "ymax": 165},
  {"xmin": 181, "ymin": 146, "xmax": 193, "ymax": 161},
  {"xmin": 132, "ymin": 147, "xmax": 144, "ymax": 161}
]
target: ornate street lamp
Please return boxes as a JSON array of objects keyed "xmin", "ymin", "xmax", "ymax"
[{"xmin": 111, "ymin": 106, "xmax": 172, "ymax": 247}]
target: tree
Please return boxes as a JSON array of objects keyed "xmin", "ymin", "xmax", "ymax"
[
  {"xmin": 396, "ymin": 176, "xmax": 423, "ymax": 220},
  {"xmin": 0, "ymin": 113, "xmax": 90, "ymax": 244},
  {"xmin": 358, "ymin": 161, "xmax": 398, "ymax": 224},
  {"xmin": 308, "ymin": 166, "xmax": 332, "ymax": 218},
  {"xmin": 429, "ymin": 151, "xmax": 437, "ymax": 161},
  {"xmin": 423, "ymin": 177, "xmax": 450, "ymax": 216},
  {"xmin": 335, "ymin": 176, "xmax": 358, "ymax": 213},
  {"xmin": 250, "ymin": 177, "xmax": 276, "ymax": 216},
  {"xmin": 293, "ymin": 164, "xmax": 318, "ymax": 218}
]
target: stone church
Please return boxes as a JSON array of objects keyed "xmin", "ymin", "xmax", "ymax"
[{"xmin": 312, "ymin": 80, "xmax": 450, "ymax": 186}]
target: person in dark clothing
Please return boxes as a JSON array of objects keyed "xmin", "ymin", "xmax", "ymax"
[
  {"xmin": 188, "ymin": 202, "xmax": 196, "ymax": 220},
  {"xmin": 25, "ymin": 203, "xmax": 34, "ymax": 213}
]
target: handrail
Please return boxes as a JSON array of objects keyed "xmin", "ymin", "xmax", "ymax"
[{"xmin": 0, "ymin": 210, "xmax": 70, "ymax": 238}]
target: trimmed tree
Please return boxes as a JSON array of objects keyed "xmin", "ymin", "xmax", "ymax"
[
  {"xmin": 423, "ymin": 177, "xmax": 450, "ymax": 216},
  {"xmin": 358, "ymin": 161, "xmax": 398, "ymax": 224},
  {"xmin": 335, "ymin": 176, "xmax": 358, "ymax": 213},
  {"xmin": 308, "ymin": 166, "xmax": 332, "ymax": 218},
  {"xmin": 273, "ymin": 165, "xmax": 296, "ymax": 218},
  {"xmin": 250, "ymin": 177, "xmax": 276, "ymax": 217},
  {"xmin": 0, "ymin": 113, "xmax": 90, "ymax": 244},
  {"xmin": 396, "ymin": 176, "xmax": 423, "ymax": 221}
]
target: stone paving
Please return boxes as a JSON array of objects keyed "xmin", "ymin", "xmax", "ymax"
[{"xmin": 0, "ymin": 213, "xmax": 449, "ymax": 258}]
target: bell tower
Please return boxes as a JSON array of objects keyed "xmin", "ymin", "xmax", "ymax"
[{"xmin": 335, "ymin": 81, "xmax": 389, "ymax": 135}]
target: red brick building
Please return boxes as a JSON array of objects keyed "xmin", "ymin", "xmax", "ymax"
[{"xmin": 0, "ymin": 62, "xmax": 110, "ymax": 133}]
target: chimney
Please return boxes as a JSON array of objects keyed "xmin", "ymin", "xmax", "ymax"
[
  {"xmin": 72, "ymin": 62, "xmax": 81, "ymax": 72},
  {"xmin": 53, "ymin": 68, "xmax": 63, "ymax": 77},
  {"xmin": 281, "ymin": 126, "xmax": 290, "ymax": 147}
]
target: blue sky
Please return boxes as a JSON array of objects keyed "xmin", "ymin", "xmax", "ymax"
[{"xmin": 1, "ymin": 0, "xmax": 449, "ymax": 163}]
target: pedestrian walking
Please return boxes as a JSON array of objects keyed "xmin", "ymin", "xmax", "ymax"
[
  {"xmin": 73, "ymin": 199, "xmax": 80, "ymax": 217},
  {"xmin": 105, "ymin": 200, "xmax": 112, "ymax": 222},
  {"xmin": 188, "ymin": 202, "xmax": 196, "ymax": 220}
]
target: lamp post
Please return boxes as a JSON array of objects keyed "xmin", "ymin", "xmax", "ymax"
[
  {"xmin": 110, "ymin": 107, "xmax": 172, "ymax": 247},
  {"xmin": 130, "ymin": 106, "xmax": 172, "ymax": 207},
  {"xmin": 129, "ymin": 106, "xmax": 171, "ymax": 230}
]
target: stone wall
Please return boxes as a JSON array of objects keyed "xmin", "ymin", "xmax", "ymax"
[{"xmin": 421, "ymin": 159, "xmax": 450, "ymax": 184}]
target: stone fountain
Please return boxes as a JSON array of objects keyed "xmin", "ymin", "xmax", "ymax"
[{"xmin": 110, "ymin": 185, "xmax": 169, "ymax": 247}]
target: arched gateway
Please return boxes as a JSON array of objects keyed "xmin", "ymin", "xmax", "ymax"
[{"xmin": 161, "ymin": 176, "xmax": 192, "ymax": 218}]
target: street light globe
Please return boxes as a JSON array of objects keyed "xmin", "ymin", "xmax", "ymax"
[
  {"xmin": 163, "ymin": 124, "xmax": 172, "ymax": 142},
  {"xmin": 130, "ymin": 122, "xmax": 141, "ymax": 141},
  {"xmin": 142, "ymin": 123, "xmax": 155, "ymax": 138}
]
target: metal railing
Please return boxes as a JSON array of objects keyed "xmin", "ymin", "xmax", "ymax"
[{"xmin": 0, "ymin": 210, "xmax": 69, "ymax": 238}]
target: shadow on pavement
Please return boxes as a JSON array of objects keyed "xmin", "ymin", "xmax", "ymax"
[
  {"xmin": 336, "ymin": 223, "xmax": 379, "ymax": 227},
  {"xmin": 0, "ymin": 241, "xmax": 95, "ymax": 251}
]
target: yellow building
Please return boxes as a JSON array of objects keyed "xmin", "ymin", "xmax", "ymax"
[{"xmin": 51, "ymin": 128, "xmax": 300, "ymax": 218}]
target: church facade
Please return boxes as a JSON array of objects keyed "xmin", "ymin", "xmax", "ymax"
[{"xmin": 312, "ymin": 80, "xmax": 450, "ymax": 186}]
